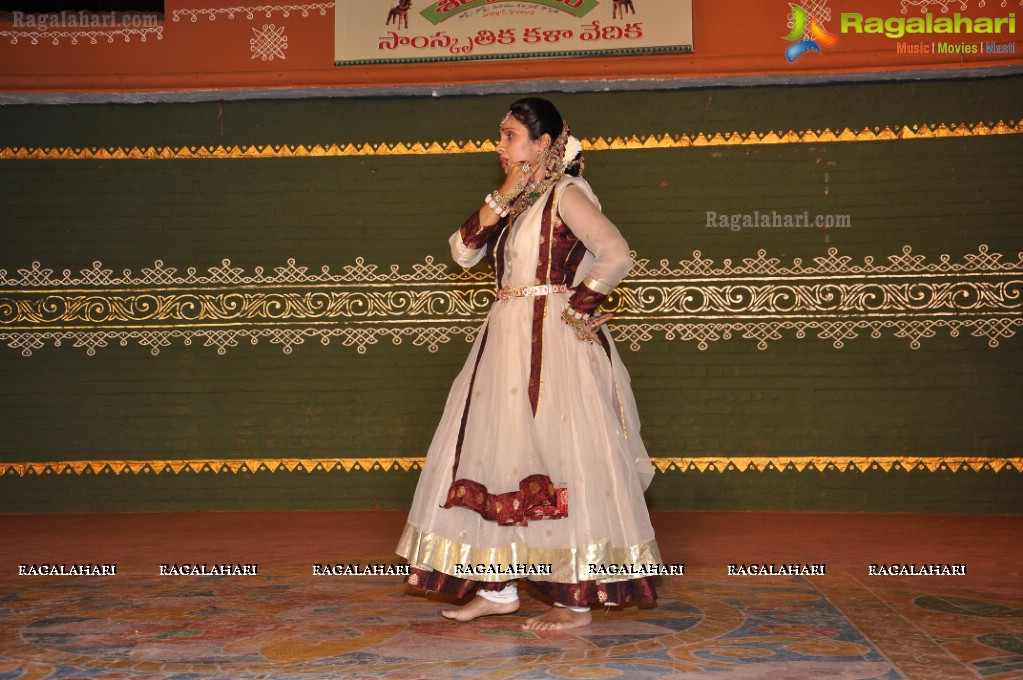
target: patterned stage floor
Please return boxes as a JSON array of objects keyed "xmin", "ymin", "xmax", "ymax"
[{"xmin": 1, "ymin": 511, "xmax": 1020, "ymax": 679}]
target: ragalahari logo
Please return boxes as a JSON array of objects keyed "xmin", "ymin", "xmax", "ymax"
[{"xmin": 784, "ymin": 1, "xmax": 840, "ymax": 62}]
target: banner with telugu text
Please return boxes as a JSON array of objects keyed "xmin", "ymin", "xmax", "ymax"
[{"xmin": 334, "ymin": 0, "xmax": 693, "ymax": 65}]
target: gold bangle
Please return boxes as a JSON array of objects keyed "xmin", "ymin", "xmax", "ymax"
[{"xmin": 561, "ymin": 307, "xmax": 593, "ymax": 343}]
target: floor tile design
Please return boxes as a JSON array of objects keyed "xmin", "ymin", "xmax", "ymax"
[{"xmin": 0, "ymin": 511, "xmax": 1020, "ymax": 679}]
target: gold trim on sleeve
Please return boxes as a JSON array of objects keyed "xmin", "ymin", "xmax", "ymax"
[{"xmin": 582, "ymin": 276, "xmax": 615, "ymax": 296}]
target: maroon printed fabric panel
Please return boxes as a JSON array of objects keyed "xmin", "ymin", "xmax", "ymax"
[
  {"xmin": 527, "ymin": 294, "xmax": 546, "ymax": 415},
  {"xmin": 530, "ymin": 576, "xmax": 658, "ymax": 607},
  {"xmin": 533, "ymin": 189, "xmax": 558, "ymax": 287},
  {"xmin": 405, "ymin": 567, "xmax": 506, "ymax": 599},
  {"xmin": 525, "ymin": 189, "xmax": 558, "ymax": 415},
  {"xmin": 459, "ymin": 210, "xmax": 501, "ymax": 249},
  {"xmin": 442, "ymin": 474, "xmax": 568, "ymax": 526},
  {"xmin": 549, "ymin": 212, "xmax": 588, "ymax": 287},
  {"xmin": 567, "ymin": 280, "xmax": 608, "ymax": 315}
]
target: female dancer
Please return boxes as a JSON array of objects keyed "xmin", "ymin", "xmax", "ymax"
[{"xmin": 397, "ymin": 98, "xmax": 661, "ymax": 631}]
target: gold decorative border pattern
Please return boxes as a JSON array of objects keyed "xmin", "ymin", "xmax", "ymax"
[
  {"xmin": 1, "ymin": 119, "xmax": 1021, "ymax": 160},
  {"xmin": 1, "ymin": 245, "xmax": 1021, "ymax": 355},
  {"xmin": 2, "ymin": 456, "xmax": 1020, "ymax": 477}
]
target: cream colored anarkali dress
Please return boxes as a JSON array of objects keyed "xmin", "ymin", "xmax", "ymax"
[{"xmin": 397, "ymin": 175, "xmax": 661, "ymax": 607}]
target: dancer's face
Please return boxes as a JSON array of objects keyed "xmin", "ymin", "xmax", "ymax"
[{"xmin": 496, "ymin": 115, "xmax": 549, "ymax": 177}]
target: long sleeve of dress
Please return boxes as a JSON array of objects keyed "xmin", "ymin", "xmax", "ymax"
[
  {"xmin": 558, "ymin": 183, "xmax": 633, "ymax": 315},
  {"xmin": 449, "ymin": 210, "xmax": 503, "ymax": 268}
]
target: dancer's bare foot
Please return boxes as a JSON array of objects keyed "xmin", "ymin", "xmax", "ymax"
[
  {"xmin": 522, "ymin": 606, "xmax": 592, "ymax": 631},
  {"xmin": 441, "ymin": 595, "xmax": 519, "ymax": 622}
]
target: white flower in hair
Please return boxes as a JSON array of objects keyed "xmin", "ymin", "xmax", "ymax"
[{"xmin": 563, "ymin": 135, "xmax": 582, "ymax": 168}]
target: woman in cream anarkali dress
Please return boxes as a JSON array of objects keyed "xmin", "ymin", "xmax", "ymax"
[{"xmin": 397, "ymin": 98, "xmax": 661, "ymax": 631}]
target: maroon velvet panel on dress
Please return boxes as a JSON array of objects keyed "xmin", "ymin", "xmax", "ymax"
[{"xmin": 442, "ymin": 474, "xmax": 568, "ymax": 526}]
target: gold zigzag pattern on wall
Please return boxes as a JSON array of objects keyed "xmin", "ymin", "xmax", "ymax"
[
  {"xmin": 1, "ymin": 119, "xmax": 1021, "ymax": 160},
  {"xmin": 1, "ymin": 457, "xmax": 1020, "ymax": 477}
]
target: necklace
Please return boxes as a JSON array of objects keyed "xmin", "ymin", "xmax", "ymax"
[{"xmin": 507, "ymin": 171, "xmax": 562, "ymax": 219}]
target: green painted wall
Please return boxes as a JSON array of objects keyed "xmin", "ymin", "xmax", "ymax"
[{"xmin": 2, "ymin": 76, "xmax": 1022, "ymax": 513}]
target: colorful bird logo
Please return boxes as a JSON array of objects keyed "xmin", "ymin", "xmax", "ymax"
[{"xmin": 784, "ymin": 3, "xmax": 839, "ymax": 62}]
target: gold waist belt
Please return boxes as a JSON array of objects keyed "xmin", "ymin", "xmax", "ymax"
[{"xmin": 497, "ymin": 284, "xmax": 571, "ymax": 302}]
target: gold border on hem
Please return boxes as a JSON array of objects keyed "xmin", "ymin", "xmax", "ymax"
[
  {"xmin": 1, "ymin": 456, "xmax": 1020, "ymax": 477},
  {"xmin": 397, "ymin": 522, "xmax": 663, "ymax": 585},
  {"xmin": 1, "ymin": 119, "xmax": 1020, "ymax": 160}
]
